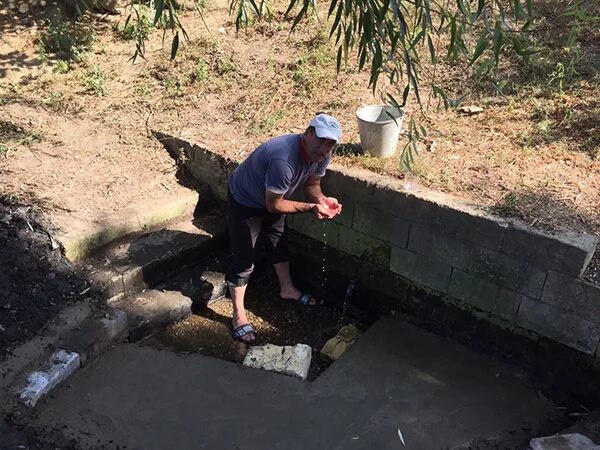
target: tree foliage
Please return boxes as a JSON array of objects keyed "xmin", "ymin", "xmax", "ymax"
[{"xmin": 57, "ymin": 0, "xmax": 599, "ymax": 168}]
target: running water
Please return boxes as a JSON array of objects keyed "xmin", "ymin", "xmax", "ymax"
[
  {"xmin": 338, "ymin": 278, "xmax": 356, "ymax": 328},
  {"xmin": 320, "ymin": 224, "xmax": 328, "ymax": 292}
]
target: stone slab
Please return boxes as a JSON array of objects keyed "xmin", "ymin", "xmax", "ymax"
[
  {"xmin": 111, "ymin": 290, "xmax": 193, "ymax": 342},
  {"xmin": 86, "ymin": 210, "xmax": 227, "ymax": 298},
  {"xmin": 315, "ymin": 318, "xmax": 562, "ymax": 449},
  {"xmin": 243, "ymin": 343, "xmax": 312, "ymax": 380},
  {"xmin": 517, "ymin": 297, "xmax": 600, "ymax": 355},
  {"xmin": 408, "ymin": 224, "xmax": 471, "ymax": 270},
  {"xmin": 19, "ymin": 350, "xmax": 81, "ymax": 408},
  {"xmin": 503, "ymin": 223, "xmax": 598, "ymax": 277},
  {"xmin": 542, "ymin": 272, "xmax": 600, "ymax": 321},
  {"xmin": 390, "ymin": 246, "xmax": 452, "ymax": 293},
  {"xmin": 530, "ymin": 433, "xmax": 600, "ymax": 450},
  {"xmin": 469, "ymin": 246, "xmax": 547, "ymax": 298},
  {"xmin": 56, "ymin": 191, "xmax": 200, "ymax": 261}
]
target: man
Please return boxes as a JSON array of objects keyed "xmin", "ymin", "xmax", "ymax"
[{"xmin": 226, "ymin": 114, "xmax": 343, "ymax": 343}]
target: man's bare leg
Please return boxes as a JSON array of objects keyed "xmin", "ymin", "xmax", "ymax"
[
  {"xmin": 273, "ymin": 261, "xmax": 319, "ymax": 305},
  {"xmin": 229, "ymin": 284, "xmax": 255, "ymax": 342}
]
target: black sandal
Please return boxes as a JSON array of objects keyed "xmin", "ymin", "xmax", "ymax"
[{"xmin": 232, "ymin": 323, "xmax": 256, "ymax": 344}]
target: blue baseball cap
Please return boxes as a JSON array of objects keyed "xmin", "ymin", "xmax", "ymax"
[{"xmin": 309, "ymin": 114, "xmax": 342, "ymax": 142}]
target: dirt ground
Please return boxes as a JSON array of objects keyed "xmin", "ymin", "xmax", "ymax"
[
  {"xmin": 0, "ymin": 0, "xmax": 599, "ymax": 355},
  {"xmin": 0, "ymin": 199, "xmax": 102, "ymax": 355},
  {"xmin": 1, "ymin": 0, "xmax": 598, "ymax": 238}
]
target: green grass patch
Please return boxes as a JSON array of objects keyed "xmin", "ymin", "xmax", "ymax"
[
  {"xmin": 37, "ymin": 19, "xmax": 95, "ymax": 63},
  {"xmin": 0, "ymin": 120, "xmax": 43, "ymax": 156},
  {"xmin": 83, "ymin": 66, "xmax": 107, "ymax": 96}
]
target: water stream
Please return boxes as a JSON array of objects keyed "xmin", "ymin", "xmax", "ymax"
[
  {"xmin": 320, "ymin": 224, "xmax": 328, "ymax": 293},
  {"xmin": 338, "ymin": 278, "xmax": 356, "ymax": 328}
]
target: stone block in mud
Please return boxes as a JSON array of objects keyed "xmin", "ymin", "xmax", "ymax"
[
  {"xmin": 320, "ymin": 325, "xmax": 361, "ymax": 361},
  {"xmin": 243, "ymin": 344, "xmax": 312, "ymax": 380},
  {"xmin": 19, "ymin": 350, "xmax": 81, "ymax": 408}
]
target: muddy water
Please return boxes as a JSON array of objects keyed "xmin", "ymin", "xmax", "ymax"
[{"xmin": 145, "ymin": 270, "xmax": 362, "ymax": 380}]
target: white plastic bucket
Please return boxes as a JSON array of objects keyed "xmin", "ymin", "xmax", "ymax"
[{"xmin": 356, "ymin": 105, "xmax": 404, "ymax": 158}]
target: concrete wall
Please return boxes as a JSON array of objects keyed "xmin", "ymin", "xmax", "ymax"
[{"xmin": 160, "ymin": 134, "xmax": 600, "ymax": 360}]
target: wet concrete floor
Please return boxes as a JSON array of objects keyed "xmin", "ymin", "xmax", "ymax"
[{"xmin": 26, "ymin": 318, "xmax": 564, "ymax": 449}]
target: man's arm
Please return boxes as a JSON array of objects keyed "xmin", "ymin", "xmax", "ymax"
[
  {"xmin": 304, "ymin": 174, "xmax": 343, "ymax": 218},
  {"xmin": 265, "ymin": 191, "xmax": 315, "ymax": 214},
  {"xmin": 265, "ymin": 190, "xmax": 331, "ymax": 219},
  {"xmin": 304, "ymin": 174, "xmax": 326, "ymax": 204}
]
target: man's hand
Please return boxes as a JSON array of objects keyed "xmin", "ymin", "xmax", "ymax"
[
  {"xmin": 312, "ymin": 203, "xmax": 333, "ymax": 220},
  {"xmin": 312, "ymin": 197, "xmax": 342, "ymax": 220},
  {"xmin": 320, "ymin": 197, "xmax": 342, "ymax": 218}
]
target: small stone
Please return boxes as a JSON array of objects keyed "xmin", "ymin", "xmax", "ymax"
[
  {"xmin": 47, "ymin": 272, "xmax": 56, "ymax": 280},
  {"xmin": 18, "ymin": 3, "xmax": 29, "ymax": 13},
  {"xmin": 217, "ymin": 27, "xmax": 226, "ymax": 33},
  {"xmin": 243, "ymin": 343, "xmax": 311, "ymax": 380},
  {"xmin": 458, "ymin": 105, "xmax": 484, "ymax": 115},
  {"xmin": 530, "ymin": 433, "xmax": 599, "ymax": 450},
  {"xmin": 321, "ymin": 324, "xmax": 360, "ymax": 361}
]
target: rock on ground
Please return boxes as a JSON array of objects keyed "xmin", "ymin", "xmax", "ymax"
[
  {"xmin": 243, "ymin": 343, "xmax": 311, "ymax": 380},
  {"xmin": 530, "ymin": 433, "xmax": 600, "ymax": 450},
  {"xmin": 320, "ymin": 324, "xmax": 360, "ymax": 360}
]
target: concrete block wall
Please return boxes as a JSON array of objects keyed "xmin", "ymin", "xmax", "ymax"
[{"xmin": 178, "ymin": 139, "xmax": 600, "ymax": 360}]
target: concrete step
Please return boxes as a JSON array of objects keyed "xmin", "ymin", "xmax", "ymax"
[
  {"xmin": 154, "ymin": 250, "xmax": 229, "ymax": 309},
  {"xmin": 2, "ymin": 303, "xmax": 128, "ymax": 413},
  {"xmin": 2, "ymin": 211, "xmax": 228, "ymax": 413},
  {"xmin": 56, "ymin": 189, "xmax": 212, "ymax": 261},
  {"xmin": 110, "ymin": 289, "xmax": 193, "ymax": 342},
  {"xmin": 314, "ymin": 317, "xmax": 565, "ymax": 449},
  {"xmin": 114, "ymin": 252, "xmax": 230, "ymax": 342},
  {"xmin": 83, "ymin": 208, "xmax": 228, "ymax": 302}
]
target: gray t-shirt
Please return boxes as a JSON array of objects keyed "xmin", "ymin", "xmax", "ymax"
[{"xmin": 228, "ymin": 133, "xmax": 331, "ymax": 209}]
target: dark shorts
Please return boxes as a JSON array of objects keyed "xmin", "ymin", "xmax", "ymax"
[{"xmin": 225, "ymin": 191, "xmax": 289, "ymax": 287}]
